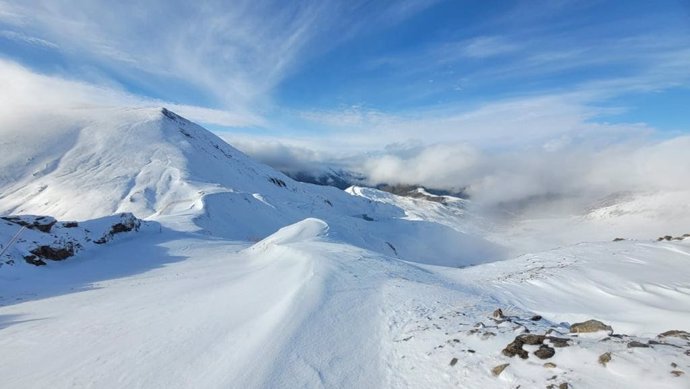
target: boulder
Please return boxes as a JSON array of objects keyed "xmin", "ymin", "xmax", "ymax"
[
  {"xmin": 502, "ymin": 338, "xmax": 528, "ymax": 359},
  {"xmin": 546, "ymin": 337, "xmax": 571, "ymax": 348},
  {"xmin": 570, "ymin": 319, "xmax": 613, "ymax": 334},
  {"xmin": 534, "ymin": 345, "xmax": 555, "ymax": 359},
  {"xmin": 598, "ymin": 352, "xmax": 612, "ymax": 366},
  {"xmin": 517, "ymin": 334, "xmax": 546, "ymax": 345},
  {"xmin": 658, "ymin": 330, "xmax": 690, "ymax": 340},
  {"xmin": 491, "ymin": 363, "xmax": 509, "ymax": 376}
]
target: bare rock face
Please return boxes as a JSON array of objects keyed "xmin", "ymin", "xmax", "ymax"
[
  {"xmin": 2, "ymin": 215, "xmax": 57, "ymax": 233},
  {"xmin": 570, "ymin": 319, "xmax": 613, "ymax": 334},
  {"xmin": 30, "ymin": 244, "xmax": 75, "ymax": 261},
  {"xmin": 94, "ymin": 213, "xmax": 141, "ymax": 244}
]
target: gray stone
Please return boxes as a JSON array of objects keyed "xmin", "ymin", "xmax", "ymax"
[
  {"xmin": 491, "ymin": 363, "xmax": 509, "ymax": 376},
  {"xmin": 502, "ymin": 338, "xmax": 528, "ymax": 359},
  {"xmin": 570, "ymin": 319, "xmax": 613, "ymax": 334},
  {"xmin": 598, "ymin": 352, "xmax": 612, "ymax": 366},
  {"xmin": 627, "ymin": 341, "xmax": 650, "ymax": 348},
  {"xmin": 534, "ymin": 345, "xmax": 555, "ymax": 359},
  {"xmin": 546, "ymin": 337, "xmax": 571, "ymax": 348},
  {"xmin": 518, "ymin": 334, "xmax": 546, "ymax": 345},
  {"xmin": 658, "ymin": 330, "xmax": 690, "ymax": 340}
]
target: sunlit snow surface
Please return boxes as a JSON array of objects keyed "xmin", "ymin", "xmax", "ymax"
[{"xmin": 1, "ymin": 108, "xmax": 688, "ymax": 388}]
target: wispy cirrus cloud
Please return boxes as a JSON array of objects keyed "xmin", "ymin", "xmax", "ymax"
[
  {"xmin": 0, "ymin": 58, "xmax": 263, "ymax": 127},
  {"xmin": 0, "ymin": 29, "xmax": 57, "ymax": 48},
  {"xmin": 0, "ymin": 0, "xmax": 437, "ymax": 119}
]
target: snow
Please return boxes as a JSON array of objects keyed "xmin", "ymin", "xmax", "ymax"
[
  {"xmin": 1, "ymin": 107, "xmax": 689, "ymax": 388},
  {"xmin": 450, "ymin": 239, "xmax": 690, "ymax": 335}
]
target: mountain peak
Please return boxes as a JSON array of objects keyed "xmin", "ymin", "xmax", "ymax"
[{"xmin": 160, "ymin": 107, "xmax": 191, "ymax": 125}]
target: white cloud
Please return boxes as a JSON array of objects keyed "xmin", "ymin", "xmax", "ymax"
[
  {"xmin": 230, "ymin": 133, "xmax": 690, "ymax": 213},
  {"xmin": 0, "ymin": 59, "xmax": 262, "ymax": 127},
  {"xmin": 0, "ymin": 0, "xmax": 437, "ymax": 112},
  {"xmin": 296, "ymin": 91, "xmax": 652, "ymax": 151},
  {"xmin": 221, "ymin": 136, "xmax": 331, "ymax": 174}
]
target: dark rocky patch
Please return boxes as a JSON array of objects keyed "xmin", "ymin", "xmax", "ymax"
[
  {"xmin": 502, "ymin": 338, "xmax": 528, "ymax": 359},
  {"xmin": 23, "ymin": 255, "xmax": 46, "ymax": 266},
  {"xmin": 95, "ymin": 213, "xmax": 141, "ymax": 244},
  {"xmin": 268, "ymin": 177, "xmax": 287, "ymax": 188},
  {"xmin": 518, "ymin": 334, "xmax": 546, "ymax": 345},
  {"xmin": 534, "ymin": 345, "xmax": 555, "ymax": 359},
  {"xmin": 385, "ymin": 242, "xmax": 398, "ymax": 256},
  {"xmin": 2, "ymin": 215, "xmax": 57, "ymax": 233},
  {"xmin": 30, "ymin": 244, "xmax": 74, "ymax": 261}
]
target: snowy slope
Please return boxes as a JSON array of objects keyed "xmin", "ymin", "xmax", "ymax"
[
  {"xmin": 448, "ymin": 238, "xmax": 690, "ymax": 335},
  {"xmin": 0, "ymin": 107, "xmax": 500, "ymax": 267},
  {"xmin": 2, "ymin": 218, "xmax": 689, "ymax": 388},
  {"xmin": 1, "ymin": 107, "xmax": 689, "ymax": 388}
]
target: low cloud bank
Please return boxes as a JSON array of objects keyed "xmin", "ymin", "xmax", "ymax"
[{"xmin": 231, "ymin": 135, "xmax": 690, "ymax": 210}]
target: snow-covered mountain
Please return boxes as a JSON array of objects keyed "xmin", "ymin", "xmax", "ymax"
[
  {"xmin": 1, "ymin": 107, "xmax": 688, "ymax": 389},
  {"xmin": 0, "ymin": 107, "xmax": 500, "ymax": 267}
]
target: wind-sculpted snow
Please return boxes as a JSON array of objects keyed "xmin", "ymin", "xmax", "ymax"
[
  {"xmin": 0, "ymin": 107, "xmax": 504, "ymax": 267},
  {"xmin": 1, "ymin": 107, "xmax": 689, "ymax": 388},
  {"xmin": 451, "ymin": 239, "xmax": 690, "ymax": 335},
  {"xmin": 250, "ymin": 218, "xmax": 329, "ymax": 249}
]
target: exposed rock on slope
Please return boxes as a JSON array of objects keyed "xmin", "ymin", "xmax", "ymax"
[{"xmin": 1, "ymin": 213, "xmax": 146, "ymax": 267}]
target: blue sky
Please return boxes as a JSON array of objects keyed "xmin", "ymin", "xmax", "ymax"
[{"xmin": 1, "ymin": 0, "xmax": 689, "ymax": 153}]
